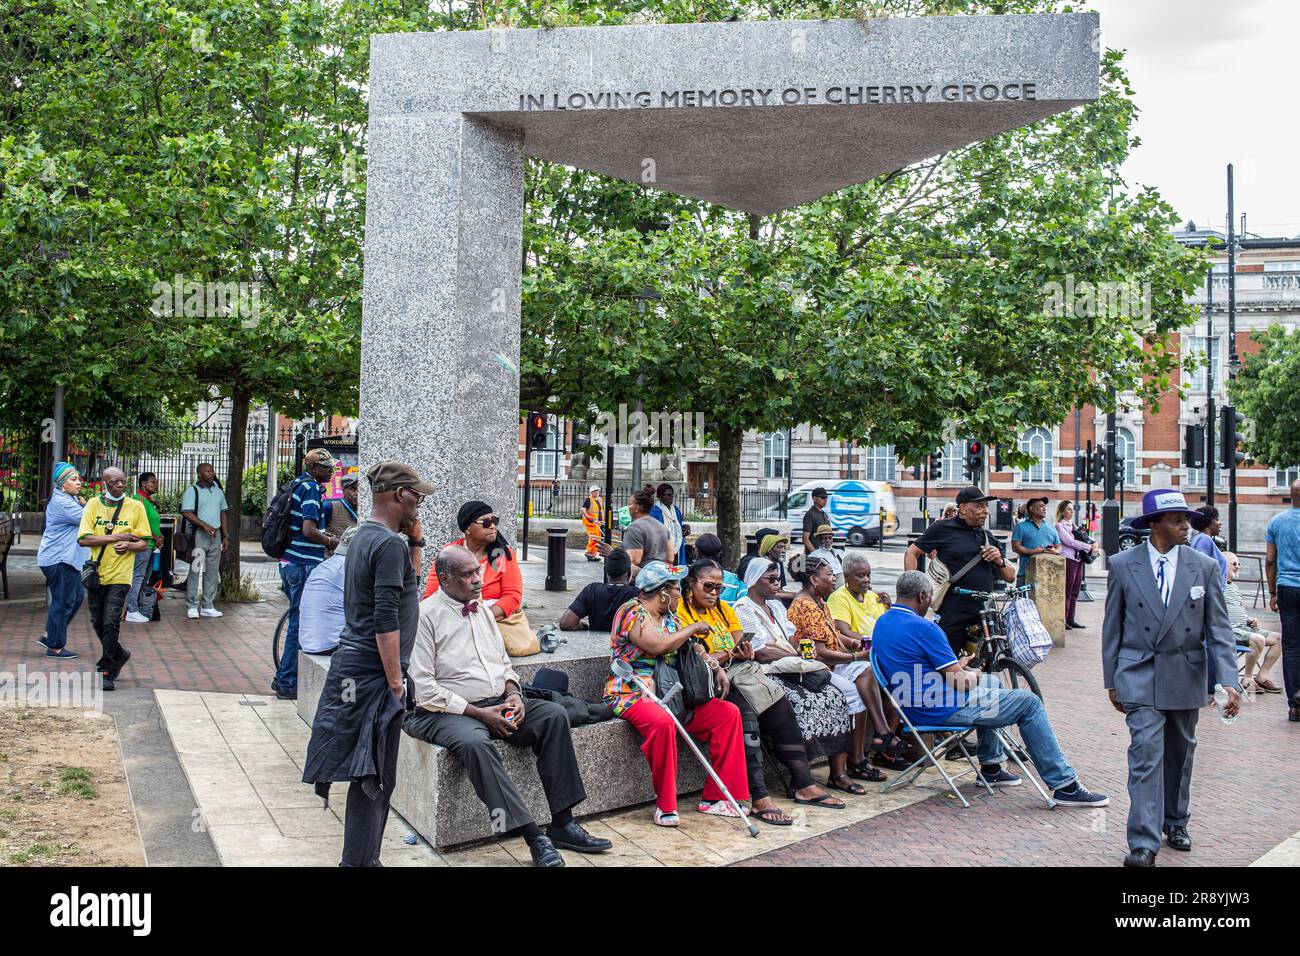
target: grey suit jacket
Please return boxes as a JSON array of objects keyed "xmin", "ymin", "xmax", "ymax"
[{"xmin": 1101, "ymin": 544, "xmax": 1240, "ymax": 710}]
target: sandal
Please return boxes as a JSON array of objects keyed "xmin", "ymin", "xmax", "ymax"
[
  {"xmin": 752, "ymin": 805, "xmax": 794, "ymax": 826},
  {"xmin": 848, "ymin": 761, "xmax": 887, "ymax": 782},
  {"xmin": 827, "ymin": 773, "xmax": 867, "ymax": 796},
  {"xmin": 870, "ymin": 749, "xmax": 908, "ymax": 770},
  {"xmin": 793, "ymin": 792, "xmax": 845, "ymax": 810},
  {"xmin": 698, "ymin": 800, "xmax": 749, "ymax": 818},
  {"xmin": 653, "ymin": 808, "xmax": 680, "ymax": 827}
]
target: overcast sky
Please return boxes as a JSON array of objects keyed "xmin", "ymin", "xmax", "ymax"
[{"xmin": 1089, "ymin": 0, "xmax": 1296, "ymax": 237}]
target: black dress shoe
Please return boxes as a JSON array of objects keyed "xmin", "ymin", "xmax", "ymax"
[
  {"xmin": 1066, "ymin": 621, "xmax": 1086, "ymax": 630},
  {"xmin": 527, "ymin": 836, "xmax": 566, "ymax": 867},
  {"xmin": 1124, "ymin": 848, "xmax": 1156, "ymax": 867},
  {"xmin": 547, "ymin": 820, "xmax": 612, "ymax": 853},
  {"xmin": 1164, "ymin": 825, "xmax": 1192, "ymax": 851}
]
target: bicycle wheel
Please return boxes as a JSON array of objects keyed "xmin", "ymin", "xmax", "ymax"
[{"xmin": 272, "ymin": 609, "xmax": 289, "ymax": 669}]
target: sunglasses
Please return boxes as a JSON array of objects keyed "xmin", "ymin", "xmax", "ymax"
[
  {"xmin": 761, "ymin": 573, "xmax": 780, "ymax": 583},
  {"xmin": 699, "ymin": 582, "xmax": 724, "ymax": 594},
  {"xmin": 477, "ymin": 516, "xmax": 500, "ymax": 528},
  {"xmin": 399, "ymin": 488, "xmax": 426, "ymax": 505}
]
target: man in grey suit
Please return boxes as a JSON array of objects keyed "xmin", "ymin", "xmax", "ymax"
[{"xmin": 1103, "ymin": 489, "xmax": 1242, "ymax": 868}]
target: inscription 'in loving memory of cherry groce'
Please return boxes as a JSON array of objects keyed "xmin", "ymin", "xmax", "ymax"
[{"xmin": 516, "ymin": 82, "xmax": 1041, "ymax": 111}]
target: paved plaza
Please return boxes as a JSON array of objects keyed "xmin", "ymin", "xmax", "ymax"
[{"xmin": 1, "ymin": 544, "xmax": 1295, "ymax": 867}]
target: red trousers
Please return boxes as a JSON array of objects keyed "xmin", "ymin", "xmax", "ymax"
[
  {"xmin": 622, "ymin": 697, "xmax": 750, "ymax": 813},
  {"xmin": 1065, "ymin": 557, "xmax": 1084, "ymax": 624}
]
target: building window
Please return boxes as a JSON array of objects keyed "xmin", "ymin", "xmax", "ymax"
[
  {"xmin": 1019, "ymin": 427, "xmax": 1054, "ymax": 484},
  {"xmin": 1116, "ymin": 427, "xmax": 1138, "ymax": 486},
  {"xmin": 1185, "ymin": 335, "xmax": 1222, "ymax": 394},
  {"xmin": 1276, "ymin": 466, "xmax": 1300, "ymax": 490},
  {"xmin": 862, "ymin": 444, "xmax": 896, "ymax": 482},
  {"xmin": 762, "ymin": 432, "xmax": 788, "ymax": 479},
  {"xmin": 1185, "ymin": 464, "xmax": 1227, "ymax": 489},
  {"xmin": 941, "ymin": 438, "xmax": 969, "ymax": 484},
  {"xmin": 530, "ymin": 422, "xmax": 559, "ymax": 478}
]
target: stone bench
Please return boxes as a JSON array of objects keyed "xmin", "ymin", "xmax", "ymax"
[{"xmin": 296, "ymin": 632, "xmax": 706, "ymax": 849}]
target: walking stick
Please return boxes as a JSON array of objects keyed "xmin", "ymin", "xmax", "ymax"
[{"xmin": 611, "ymin": 658, "xmax": 759, "ymax": 837}]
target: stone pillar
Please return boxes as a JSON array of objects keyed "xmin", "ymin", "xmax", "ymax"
[
  {"xmin": 1026, "ymin": 553, "xmax": 1068, "ymax": 647},
  {"xmin": 359, "ymin": 112, "xmax": 524, "ymax": 567}
]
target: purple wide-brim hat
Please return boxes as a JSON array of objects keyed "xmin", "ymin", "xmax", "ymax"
[{"xmin": 1129, "ymin": 489, "xmax": 1199, "ymax": 529}]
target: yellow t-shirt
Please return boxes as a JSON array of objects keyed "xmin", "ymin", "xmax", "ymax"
[
  {"xmin": 676, "ymin": 597, "xmax": 742, "ymax": 655},
  {"xmin": 78, "ymin": 496, "xmax": 154, "ymax": 586},
  {"xmin": 827, "ymin": 586, "xmax": 886, "ymax": 641}
]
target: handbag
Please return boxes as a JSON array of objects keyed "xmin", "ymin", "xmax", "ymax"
[
  {"xmin": 653, "ymin": 636, "xmax": 715, "ymax": 719},
  {"xmin": 81, "ymin": 497, "xmax": 127, "ymax": 590},
  {"xmin": 1073, "ymin": 524, "xmax": 1097, "ymax": 565},
  {"xmin": 173, "ymin": 482, "xmax": 201, "ymax": 563},
  {"xmin": 725, "ymin": 659, "xmax": 785, "ymax": 715},
  {"xmin": 928, "ymin": 530, "xmax": 993, "ymax": 608}
]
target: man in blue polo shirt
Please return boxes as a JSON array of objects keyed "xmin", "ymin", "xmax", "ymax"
[
  {"xmin": 1011, "ymin": 496, "xmax": 1060, "ymax": 586},
  {"xmin": 873, "ymin": 571, "xmax": 1107, "ymax": 807},
  {"xmin": 1266, "ymin": 477, "xmax": 1300, "ymax": 720},
  {"xmin": 273, "ymin": 448, "xmax": 340, "ymax": 700}
]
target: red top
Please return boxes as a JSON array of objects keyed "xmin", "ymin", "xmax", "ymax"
[{"xmin": 421, "ymin": 536, "xmax": 523, "ymax": 616}]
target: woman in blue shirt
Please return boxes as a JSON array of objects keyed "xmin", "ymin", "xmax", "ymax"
[
  {"xmin": 1189, "ymin": 506, "xmax": 1228, "ymax": 584},
  {"xmin": 36, "ymin": 462, "xmax": 89, "ymax": 658}
]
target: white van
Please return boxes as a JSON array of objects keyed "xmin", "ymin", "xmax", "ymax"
[{"xmin": 767, "ymin": 479, "xmax": 899, "ymax": 547}]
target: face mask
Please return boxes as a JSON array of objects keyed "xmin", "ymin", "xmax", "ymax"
[{"xmin": 104, "ymin": 490, "xmax": 125, "ymax": 502}]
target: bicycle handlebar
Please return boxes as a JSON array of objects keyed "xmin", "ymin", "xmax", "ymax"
[{"xmin": 953, "ymin": 584, "xmax": 1035, "ymax": 599}]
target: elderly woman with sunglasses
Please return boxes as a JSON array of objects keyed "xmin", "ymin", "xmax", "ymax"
[
  {"xmin": 605, "ymin": 561, "xmax": 750, "ymax": 827},
  {"xmin": 679, "ymin": 559, "xmax": 845, "ymax": 823},
  {"xmin": 421, "ymin": 499, "xmax": 538, "ymax": 654}
]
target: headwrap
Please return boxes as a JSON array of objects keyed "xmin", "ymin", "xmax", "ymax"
[
  {"xmin": 53, "ymin": 462, "xmax": 76, "ymax": 488},
  {"xmin": 456, "ymin": 500, "xmax": 493, "ymax": 532},
  {"xmin": 743, "ymin": 557, "xmax": 775, "ymax": 589}
]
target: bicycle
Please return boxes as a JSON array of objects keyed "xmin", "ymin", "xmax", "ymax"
[
  {"xmin": 952, "ymin": 584, "xmax": 1044, "ymax": 763},
  {"xmin": 272, "ymin": 608, "xmax": 289, "ymax": 669}
]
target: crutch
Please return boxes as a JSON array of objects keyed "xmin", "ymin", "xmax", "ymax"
[{"xmin": 611, "ymin": 658, "xmax": 759, "ymax": 837}]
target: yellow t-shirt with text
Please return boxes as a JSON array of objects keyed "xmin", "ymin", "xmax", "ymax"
[{"xmin": 78, "ymin": 496, "xmax": 155, "ymax": 586}]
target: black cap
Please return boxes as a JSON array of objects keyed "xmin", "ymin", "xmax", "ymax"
[
  {"xmin": 1024, "ymin": 495, "xmax": 1049, "ymax": 507},
  {"xmin": 811, "ymin": 486, "xmax": 829, "ymax": 498},
  {"xmin": 955, "ymin": 486, "xmax": 997, "ymax": 505}
]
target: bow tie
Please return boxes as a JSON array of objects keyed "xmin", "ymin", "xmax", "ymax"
[{"xmin": 461, "ymin": 601, "xmax": 479, "ymax": 617}]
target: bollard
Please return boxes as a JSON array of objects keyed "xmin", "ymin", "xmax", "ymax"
[
  {"xmin": 745, "ymin": 534, "xmax": 758, "ymax": 557},
  {"xmin": 545, "ymin": 527, "xmax": 567, "ymax": 591}
]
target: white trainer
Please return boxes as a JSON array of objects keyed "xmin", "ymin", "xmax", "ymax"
[
  {"xmin": 187, "ymin": 608, "xmax": 200, "ymax": 619},
  {"xmin": 124, "ymin": 611, "xmax": 151, "ymax": 624},
  {"xmin": 199, "ymin": 608, "xmax": 224, "ymax": 618}
]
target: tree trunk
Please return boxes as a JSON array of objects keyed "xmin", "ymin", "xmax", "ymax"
[
  {"xmin": 717, "ymin": 422, "xmax": 743, "ymax": 568},
  {"xmin": 222, "ymin": 388, "xmax": 250, "ymax": 588}
]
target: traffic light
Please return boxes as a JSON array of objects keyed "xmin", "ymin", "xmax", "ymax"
[
  {"xmin": 928, "ymin": 450, "xmax": 943, "ymax": 482},
  {"xmin": 1220, "ymin": 406, "xmax": 1246, "ymax": 469},
  {"xmin": 993, "ymin": 446, "xmax": 1004, "ymax": 472},
  {"xmin": 1183, "ymin": 424, "xmax": 1205, "ymax": 469},
  {"xmin": 1110, "ymin": 449, "xmax": 1125, "ymax": 486},
  {"xmin": 964, "ymin": 440, "xmax": 984, "ymax": 482},
  {"xmin": 526, "ymin": 412, "xmax": 548, "ymax": 451},
  {"xmin": 1089, "ymin": 447, "xmax": 1105, "ymax": 485},
  {"xmin": 1073, "ymin": 453, "xmax": 1087, "ymax": 483}
]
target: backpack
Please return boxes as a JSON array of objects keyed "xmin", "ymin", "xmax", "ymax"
[{"xmin": 261, "ymin": 476, "xmax": 306, "ymax": 559}]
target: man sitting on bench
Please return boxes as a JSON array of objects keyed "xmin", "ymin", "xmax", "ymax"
[{"xmin": 404, "ymin": 545, "xmax": 613, "ymax": 867}]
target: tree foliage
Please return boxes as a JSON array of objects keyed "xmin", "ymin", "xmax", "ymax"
[{"xmin": 1230, "ymin": 326, "xmax": 1300, "ymax": 470}]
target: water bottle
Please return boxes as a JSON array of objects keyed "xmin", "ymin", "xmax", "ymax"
[{"xmin": 1213, "ymin": 684, "xmax": 1237, "ymax": 725}]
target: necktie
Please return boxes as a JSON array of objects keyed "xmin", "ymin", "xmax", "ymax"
[
  {"xmin": 462, "ymin": 601, "xmax": 479, "ymax": 617},
  {"xmin": 1156, "ymin": 557, "xmax": 1169, "ymax": 606}
]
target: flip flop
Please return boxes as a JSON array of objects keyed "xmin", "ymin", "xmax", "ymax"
[
  {"xmin": 793, "ymin": 792, "xmax": 845, "ymax": 810},
  {"xmin": 752, "ymin": 806, "xmax": 794, "ymax": 826}
]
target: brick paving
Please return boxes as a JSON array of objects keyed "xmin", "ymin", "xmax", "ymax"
[{"xmin": 741, "ymin": 593, "xmax": 1299, "ymax": 867}]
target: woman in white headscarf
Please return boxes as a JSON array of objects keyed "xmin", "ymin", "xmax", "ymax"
[{"xmin": 733, "ymin": 557, "xmax": 871, "ymax": 791}]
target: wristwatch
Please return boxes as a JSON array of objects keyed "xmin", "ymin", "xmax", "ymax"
[{"xmin": 408, "ymin": 537, "xmax": 427, "ymax": 548}]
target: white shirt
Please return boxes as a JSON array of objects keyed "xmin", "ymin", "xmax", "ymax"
[
  {"xmin": 732, "ymin": 596, "xmax": 795, "ymax": 652},
  {"xmin": 806, "ymin": 547, "xmax": 844, "ymax": 576},
  {"xmin": 1147, "ymin": 540, "xmax": 1179, "ymax": 602},
  {"xmin": 408, "ymin": 589, "xmax": 522, "ymax": 715},
  {"xmin": 298, "ymin": 555, "xmax": 346, "ymax": 653}
]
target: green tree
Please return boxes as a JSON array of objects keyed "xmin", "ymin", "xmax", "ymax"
[{"xmin": 1230, "ymin": 326, "xmax": 1300, "ymax": 471}]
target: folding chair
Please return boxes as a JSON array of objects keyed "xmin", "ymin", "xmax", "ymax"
[{"xmin": 870, "ymin": 648, "xmax": 1055, "ymax": 809}]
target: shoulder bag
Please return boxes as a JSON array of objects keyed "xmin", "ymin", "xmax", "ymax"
[
  {"xmin": 927, "ymin": 529, "xmax": 994, "ymax": 608},
  {"xmin": 82, "ymin": 497, "xmax": 127, "ymax": 590},
  {"xmin": 653, "ymin": 635, "xmax": 715, "ymax": 720}
]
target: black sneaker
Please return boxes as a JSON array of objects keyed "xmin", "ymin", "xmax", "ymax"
[
  {"xmin": 1053, "ymin": 781, "xmax": 1109, "ymax": 807},
  {"xmin": 527, "ymin": 836, "xmax": 565, "ymax": 867},
  {"xmin": 37, "ymin": 636, "xmax": 50, "ymax": 650},
  {"xmin": 979, "ymin": 767, "xmax": 1023, "ymax": 788},
  {"xmin": 276, "ymin": 685, "xmax": 298, "ymax": 701},
  {"xmin": 546, "ymin": 821, "xmax": 612, "ymax": 853},
  {"xmin": 108, "ymin": 648, "xmax": 131, "ymax": 680},
  {"xmin": 100, "ymin": 671, "xmax": 115, "ymax": 692}
]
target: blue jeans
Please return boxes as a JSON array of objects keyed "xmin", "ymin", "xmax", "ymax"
[
  {"xmin": 275, "ymin": 562, "xmax": 310, "ymax": 691},
  {"xmin": 41, "ymin": 563, "xmax": 84, "ymax": 651},
  {"xmin": 943, "ymin": 674, "xmax": 1077, "ymax": 790}
]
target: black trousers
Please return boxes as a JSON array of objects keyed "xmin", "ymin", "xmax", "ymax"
[
  {"xmin": 86, "ymin": 582, "xmax": 129, "ymax": 673},
  {"xmin": 939, "ymin": 613, "xmax": 982, "ymax": 656},
  {"xmin": 1278, "ymin": 585, "xmax": 1300, "ymax": 705},
  {"xmin": 340, "ymin": 719, "xmax": 401, "ymax": 868},
  {"xmin": 404, "ymin": 696, "xmax": 585, "ymax": 836}
]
